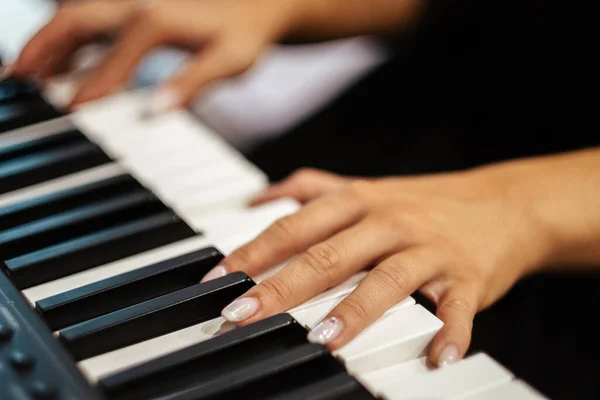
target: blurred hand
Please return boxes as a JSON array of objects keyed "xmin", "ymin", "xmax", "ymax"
[
  {"xmin": 205, "ymin": 167, "xmax": 552, "ymax": 366},
  {"xmin": 11, "ymin": 0, "xmax": 296, "ymax": 110}
]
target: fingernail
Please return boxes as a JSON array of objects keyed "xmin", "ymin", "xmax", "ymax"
[
  {"xmin": 307, "ymin": 317, "xmax": 344, "ymax": 344},
  {"xmin": 438, "ymin": 344, "xmax": 460, "ymax": 368},
  {"xmin": 221, "ymin": 297, "xmax": 260, "ymax": 322},
  {"xmin": 143, "ymin": 85, "xmax": 179, "ymax": 118},
  {"xmin": 0, "ymin": 64, "xmax": 14, "ymax": 81},
  {"xmin": 200, "ymin": 264, "xmax": 228, "ymax": 283}
]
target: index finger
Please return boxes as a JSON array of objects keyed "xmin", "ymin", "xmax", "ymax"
[{"xmin": 201, "ymin": 186, "xmax": 367, "ymax": 282}]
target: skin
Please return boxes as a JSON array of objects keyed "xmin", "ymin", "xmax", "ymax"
[
  {"xmin": 219, "ymin": 148, "xmax": 600, "ymax": 366},
  {"xmin": 8, "ymin": 0, "xmax": 600, "ymax": 366},
  {"xmin": 9, "ymin": 0, "xmax": 422, "ymax": 109}
]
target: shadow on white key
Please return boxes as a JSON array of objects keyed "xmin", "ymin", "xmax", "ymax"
[
  {"xmin": 78, "ymin": 316, "xmax": 233, "ymax": 382},
  {"xmin": 366, "ymin": 353, "xmax": 515, "ymax": 400},
  {"xmin": 291, "ymin": 293, "xmax": 415, "ymax": 329},
  {"xmin": 457, "ymin": 379, "xmax": 549, "ymax": 400},
  {"xmin": 336, "ymin": 304, "xmax": 443, "ymax": 375}
]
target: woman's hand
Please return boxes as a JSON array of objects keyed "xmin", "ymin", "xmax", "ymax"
[
  {"xmin": 204, "ymin": 166, "xmax": 554, "ymax": 366},
  {"xmin": 10, "ymin": 0, "xmax": 296, "ymax": 110}
]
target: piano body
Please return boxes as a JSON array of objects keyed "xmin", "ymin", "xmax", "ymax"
[{"xmin": 0, "ymin": 1, "xmax": 549, "ymax": 399}]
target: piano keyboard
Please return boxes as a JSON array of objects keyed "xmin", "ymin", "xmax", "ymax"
[{"xmin": 0, "ymin": 70, "xmax": 549, "ymax": 399}]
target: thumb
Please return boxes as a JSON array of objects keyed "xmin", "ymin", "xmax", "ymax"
[
  {"xmin": 251, "ymin": 168, "xmax": 352, "ymax": 205},
  {"xmin": 430, "ymin": 283, "xmax": 479, "ymax": 367}
]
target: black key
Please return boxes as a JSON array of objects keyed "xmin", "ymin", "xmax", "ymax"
[
  {"xmin": 0, "ymin": 129, "xmax": 84, "ymax": 163},
  {"xmin": 99, "ymin": 314, "xmax": 309, "ymax": 400},
  {"xmin": 37, "ymin": 247, "xmax": 224, "ymax": 331},
  {"xmin": 3, "ymin": 212, "xmax": 196, "ymax": 289},
  {"xmin": 0, "ymin": 141, "xmax": 111, "ymax": 194},
  {"xmin": 145, "ymin": 343, "xmax": 344, "ymax": 400},
  {"xmin": 0, "ymin": 190, "xmax": 165, "ymax": 259},
  {"xmin": 0, "ymin": 174, "xmax": 143, "ymax": 231},
  {"xmin": 0, "ymin": 100, "xmax": 61, "ymax": 134},
  {"xmin": 266, "ymin": 374, "xmax": 376, "ymax": 400},
  {"xmin": 58, "ymin": 272, "xmax": 253, "ymax": 361},
  {"xmin": 0, "ymin": 78, "xmax": 40, "ymax": 104}
]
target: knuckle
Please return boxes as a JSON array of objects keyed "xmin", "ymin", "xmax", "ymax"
[
  {"xmin": 217, "ymin": 42, "xmax": 256, "ymax": 76},
  {"xmin": 440, "ymin": 297, "xmax": 475, "ymax": 315},
  {"xmin": 341, "ymin": 296, "xmax": 370, "ymax": 321},
  {"xmin": 271, "ymin": 215, "xmax": 299, "ymax": 242},
  {"xmin": 304, "ymin": 242, "xmax": 343, "ymax": 272},
  {"xmin": 370, "ymin": 263, "xmax": 413, "ymax": 295},
  {"xmin": 346, "ymin": 179, "xmax": 372, "ymax": 198},
  {"xmin": 228, "ymin": 245, "xmax": 261, "ymax": 270},
  {"xmin": 259, "ymin": 277, "xmax": 293, "ymax": 307},
  {"xmin": 291, "ymin": 168, "xmax": 319, "ymax": 182}
]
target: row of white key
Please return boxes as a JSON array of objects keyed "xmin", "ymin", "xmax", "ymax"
[
  {"xmin": 79, "ymin": 291, "xmax": 439, "ymax": 384},
  {"xmin": 358, "ymin": 352, "xmax": 548, "ymax": 399}
]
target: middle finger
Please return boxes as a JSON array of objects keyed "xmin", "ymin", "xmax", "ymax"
[{"xmin": 220, "ymin": 217, "xmax": 405, "ymax": 325}]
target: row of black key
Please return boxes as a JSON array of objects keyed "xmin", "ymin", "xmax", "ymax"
[
  {"xmin": 0, "ymin": 78, "xmax": 62, "ymax": 134},
  {"xmin": 0, "ymin": 168, "xmax": 197, "ymax": 289},
  {"xmin": 0, "ymin": 76, "xmax": 376, "ymax": 399},
  {"xmin": 0, "ymin": 127, "xmax": 112, "ymax": 195},
  {"xmin": 33, "ymin": 248, "xmax": 374, "ymax": 399}
]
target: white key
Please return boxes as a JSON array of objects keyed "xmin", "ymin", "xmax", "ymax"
[
  {"xmin": 22, "ymin": 235, "xmax": 213, "ymax": 305},
  {"xmin": 291, "ymin": 293, "xmax": 415, "ymax": 329},
  {"xmin": 151, "ymin": 158, "xmax": 260, "ymax": 196},
  {"xmin": 369, "ymin": 353, "xmax": 514, "ymax": 400},
  {"xmin": 121, "ymin": 146, "xmax": 231, "ymax": 178},
  {"xmin": 170, "ymin": 174, "xmax": 268, "ymax": 217},
  {"xmin": 79, "ymin": 317, "xmax": 230, "ymax": 382},
  {"xmin": 0, "ymin": 163, "xmax": 125, "ymax": 208},
  {"xmin": 184, "ymin": 197, "xmax": 299, "ymax": 239},
  {"xmin": 79, "ymin": 292, "xmax": 411, "ymax": 382},
  {"xmin": 0, "ymin": 116, "xmax": 75, "ymax": 147},
  {"xmin": 23, "ymin": 198, "xmax": 299, "ymax": 304},
  {"xmin": 335, "ymin": 304, "xmax": 443, "ymax": 374},
  {"xmin": 457, "ymin": 380, "xmax": 548, "ymax": 400}
]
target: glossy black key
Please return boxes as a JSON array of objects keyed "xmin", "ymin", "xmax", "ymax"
[
  {"xmin": 0, "ymin": 100, "xmax": 61, "ymax": 134},
  {"xmin": 0, "ymin": 190, "xmax": 165, "ymax": 260},
  {"xmin": 144, "ymin": 343, "xmax": 345, "ymax": 400},
  {"xmin": 0, "ymin": 78, "xmax": 40, "ymax": 104},
  {"xmin": 37, "ymin": 247, "xmax": 224, "ymax": 331},
  {"xmin": 58, "ymin": 272, "xmax": 253, "ymax": 361},
  {"xmin": 99, "ymin": 314, "xmax": 309, "ymax": 400},
  {"xmin": 0, "ymin": 141, "xmax": 111, "ymax": 194},
  {"xmin": 0, "ymin": 174, "xmax": 143, "ymax": 231},
  {"xmin": 0, "ymin": 129, "xmax": 83, "ymax": 163},
  {"xmin": 3, "ymin": 212, "xmax": 196, "ymax": 289}
]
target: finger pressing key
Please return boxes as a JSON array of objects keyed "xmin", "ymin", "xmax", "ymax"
[
  {"xmin": 306, "ymin": 247, "xmax": 440, "ymax": 348},
  {"xmin": 201, "ymin": 187, "xmax": 367, "ymax": 283},
  {"xmin": 220, "ymin": 218, "xmax": 403, "ymax": 325}
]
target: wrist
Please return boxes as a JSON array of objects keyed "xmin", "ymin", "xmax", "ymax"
[
  {"xmin": 468, "ymin": 159, "xmax": 559, "ymax": 276},
  {"xmin": 470, "ymin": 150, "xmax": 600, "ymax": 273}
]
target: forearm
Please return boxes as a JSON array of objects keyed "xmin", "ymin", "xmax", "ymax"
[
  {"xmin": 477, "ymin": 147, "xmax": 600, "ymax": 271},
  {"xmin": 276, "ymin": 0, "xmax": 425, "ymax": 40}
]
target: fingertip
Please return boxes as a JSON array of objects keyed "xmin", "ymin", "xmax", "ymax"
[
  {"xmin": 437, "ymin": 343, "xmax": 461, "ymax": 367},
  {"xmin": 142, "ymin": 85, "xmax": 182, "ymax": 118},
  {"xmin": 200, "ymin": 264, "xmax": 228, "ymax": 283}
]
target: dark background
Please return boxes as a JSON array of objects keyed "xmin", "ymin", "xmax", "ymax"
[{"xmin": 246, "ymin": 1, "xmax": 600, "ymax": 398}]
